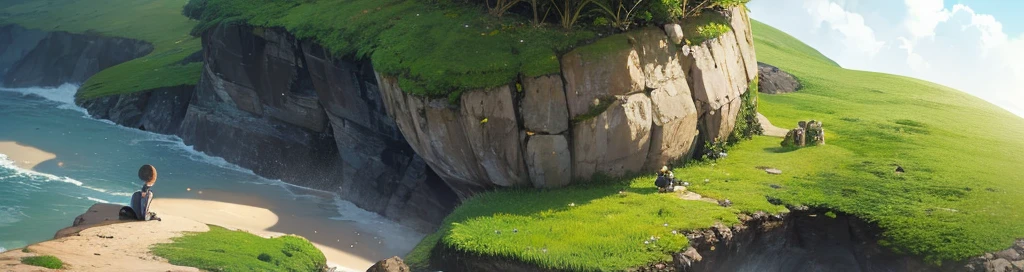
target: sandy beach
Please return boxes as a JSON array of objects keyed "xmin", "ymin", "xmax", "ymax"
[
  {"xmin": 0, "ymin": 188, "xmax": 424, "ymax": 271},
  {"xmin": 0, "ymin": 141, "xmax": 57, "ymax": 169},
  {"xmin": 152, "ymin": 189, "xmax": 421, "ymax": 271}
]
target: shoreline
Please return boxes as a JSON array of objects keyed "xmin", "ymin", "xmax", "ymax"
[
  {"xmin": 0, "ymin": 141, "xmax": 57, "ymax": 170},
  {"xmin": 152, "ymin": 189, "xmax": 422, "ymax": 271},
  {"xmin": 0, "ymin": 188, "xmax": 424, "ymax": 271}
]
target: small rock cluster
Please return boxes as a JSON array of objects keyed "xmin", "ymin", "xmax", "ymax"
[
  {"xmin": 963, "ymin": 239, "xmax": 1024, "ymax": 272},
  {"xmin": 781, "ymin": 120, "xmax": 825, "ymax": 147}
]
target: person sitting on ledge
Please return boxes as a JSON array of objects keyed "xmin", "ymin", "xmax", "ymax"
[
  {"xmin": 127, "ymin": 164, "xmax": 161, "ymax": 221},
  {"xmin": 655, "ymin": 166, "xmax": 675, "ymax": 193}
]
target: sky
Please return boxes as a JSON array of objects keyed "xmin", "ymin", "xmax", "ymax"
[{"xmin": 748, "ymin": 0, "xmax": 1024, "ymax": 118}]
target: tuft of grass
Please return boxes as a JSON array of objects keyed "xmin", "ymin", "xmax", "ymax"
[
  {"xmin": 151, "ymin": 225, "xmax": 326, "ymax": 272},
  {"xmin": 21, "ymin": 255, "xmax": 63, "ymax": 269},
  {"xmin": 188, "ymin": 0, "xmax": 595, "ymax": 99},
  {"xmin": 680, "ymin": 11, "xmax": 731, "ymax": 44},
  {"xmin": 0, "ymin": 0, "xmax": 202, "ymax": 99}
]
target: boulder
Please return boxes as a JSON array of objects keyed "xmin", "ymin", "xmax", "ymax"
[
  {"xmin": 525, "ymin": 135, "xmax": 572, "ymax": 188},
  {"xmin": 729, "ymin": 6, "xmax": 758, "ymax": 81},
  {"xmin": 645, "ymin": 78, "xmax": 699, "ymax": 169},
  {"xmin": 521, "ymin": 75, "xmax": 569, "ymax": 134},
  {"xmin": 561, "ymin": 34, "xmax": 645, "ymax": 118},
  {"xmin": 758, "ymin": 62, "xmax": 801, "ymax": 94},
  {"xmin": 687, "ymin": 44, "xmax": 735, "ymax": 112},
  {"xmin": 378, "ymin": 75, "xmax": 530, "ymax": 198},
  {"xmin": 633, "ymin": 27, "xmax": 685, "ymax": 90},
  {"xmin": 985, "ymin": 258, "xmax": 1014, "ymax": 272},
  {"xmin": 573, "ymin": 93, "xmax": 653, "ymax": 179},
  {"xmin": 366, "ymin": 256, "xmax": 410, "ymax": 272},
  {"xmin": 699, "ymin": 97, "xmax": 742, "ymax": 143},
  {"xmin": 709, "ymin": 28, "xmax": 749, "ymax": 97},
  {"xmin": 664, "ymin": 24, "xmax": 684, "ymax": 45}
]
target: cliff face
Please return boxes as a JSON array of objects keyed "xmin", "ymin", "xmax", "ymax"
[
  {"xmin": 1, "ymin": 29, "xmax": 152, "ymax": 88},
  {"xmin": 178, "ymin": 24, "xmax": 456, "ymax": 231},
  {"xmin": 0, "ymin": 24, "xmax": 46, "ymax": 80},
  {"xmin": 380, "ymin": 7, "xmax": 758, "ymax": 195}
]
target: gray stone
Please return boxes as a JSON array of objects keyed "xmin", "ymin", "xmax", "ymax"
[
  {"xmin": 730, "ymin": 6, "xmax": 758, "ymax": 82},
  {"xmin": 521, "ymin": 75, "xmax": 569, "ymax": 134},
  {"xmin": 758, "ymin": 62, "xmax": 801, "ymax": 94},
  {"xmin": 645, "ymin": 78, "xmax": 699, "ymax": 170},
  {"xmin": 986, "ymin": 258, "xmax": 1014, "ymax": 272},
  {"xmin": 996, "ymin": 248, "xmax": 1021, "ymax": 261},
  {"xmin": 526, "ymin": 135, "xmax": 572, "ymax": 188},
  {"xmin": 633, "ymin": 27, "xmax": 685, "ymax": 90},
  {"xmin": 573, "ymin": 93, "xmax": 653, "ymax": 179},
  {"xmin": 366, "ymin": 256, "xmax": 410, "ymax": 272},
  {"xmin": 665, "ymin": 24, "xmax": 684, "ymax": 45},
  {"xmin": 561, "ymin": 35, "xmax": 645, "ymax": 117}
]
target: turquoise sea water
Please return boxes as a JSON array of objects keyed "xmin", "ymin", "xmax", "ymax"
[{"xmin": 0, "ymin": 85, "xmax": 418, "ymax": 265}]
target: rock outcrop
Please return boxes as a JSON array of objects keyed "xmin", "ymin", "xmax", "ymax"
[
  {"xmin": 1, "ymin": 29, "xmax": 152, "ymax": 88},
  {"xmin": 782, "ymin": 120, "xmax": 825, "ymax": 147},
  {"xmin": 678, "ymin": 210, "xmax": 1024, "ymax": 272},
  {"xmin": 377, "ymin": 7, "xmax": 757, "ymax": 193},
  {"xmin": 758, "ymin": 62, "xmax": 801, "ymax": 94},
  {"xmin": 177, "ymin": 25, "xmax": 457, "ymax": 231},
  {"xmin": 366, "ymin": 257, "xmax": 410, "ymax": 272},
  {"xmin": 80, "ymin": 85, "xmax": 195, "ymax": 134}
]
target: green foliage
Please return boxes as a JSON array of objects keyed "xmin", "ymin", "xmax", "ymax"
[
  {"xmin": 188, "ymin": 0, "xmax": 594, "ymax": 99},
  {"xmin": 413, "ymin": 18, "xmax": 1024, "ymax": 270},
  {"xmin": 409, "ymin": 176, "xmax": 740, "ymax": 271},
  {"xmin": 696, "ymin": 21, "xmax": 731, "ymax": 41},
  {"xmin": 750, "ymin": 20, "xmax": 1024, "ymax": 263},
  {"xmin": 729, "ymin": 76, "xmax": 763, "ymax": 143},
  {"xmin": 152, "ymin": 225, "xmax": 326, "ymax": 272},
  {"xmin": 20, "ymin": 255, "xmax": 63, "ymax": 269},
  {"xmin": 0, "ymin": 0, "xmax": 202, "ymax": 99}
]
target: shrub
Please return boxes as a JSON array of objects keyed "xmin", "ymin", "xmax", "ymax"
[
  {"xmin": 21, "ymin": 256, "xmax": 63, "ymax": 269},
  {"xmin": 697, "ymin": 21, "xmax": 731, "ymax": 40}
]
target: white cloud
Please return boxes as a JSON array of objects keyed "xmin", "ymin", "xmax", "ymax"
[
  {"xmin": 951, "ymin": 4, "xmax": 1008, "ymax": 49},
  {"xmin": 749, "ymin": 0, "xmax": 1024, "ymax": 118},
  {"xmin": 897, "ymin": 37, "xmax": 929, "ymax": 71},
  {"xmin": 904, "ymin": 0, "xmax": 950, "ymax": 39},
  {"xmin": 804, "ymin": 0, "xmax": 886, "ymax": 57}
]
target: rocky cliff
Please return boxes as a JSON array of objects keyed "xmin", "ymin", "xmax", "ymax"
[
  {"xmin": 380, "ymin": 6, "xmax": 758, "ymax": 196},
  {"xmin": 177, "ymin": 24, "xmax": 457, "ymax": 231},
  {"xmin": 0, "ymin": 27, "xmax": 152, "ymax": 88}
]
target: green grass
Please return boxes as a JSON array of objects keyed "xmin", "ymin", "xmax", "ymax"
[
  {"xmin": 189, "ymin": 0, "xmax": 594, "ymax": 99},
  {"xmin": 408, "ymin": 18, "xmax": 1024, "ymax": 270},
  {"xmin": 151, "ymin": 225, "xmax": 326, "ymax": 272},
  {"xmin": 0, "ymin": 0, "xmax": 201, "ymax": 99},
  {"xmin": 21, "ymin": 255, "xmax": 63, "ymax": 269}
]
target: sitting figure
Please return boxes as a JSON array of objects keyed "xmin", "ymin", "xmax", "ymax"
[
  {"xmin": 655, "ymin": 166, "xmax": 675, "ymax": 193},
  {"xmin": 119, "ymin": 164, "xmax": 161, "ymax": 221}
]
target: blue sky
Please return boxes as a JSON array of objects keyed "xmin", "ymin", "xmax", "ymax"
[{"xmin": 748, "ymin": 0, "xmax": 1024, "ymax": 118}]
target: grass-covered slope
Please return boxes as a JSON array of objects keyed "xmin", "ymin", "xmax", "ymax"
[
  {"xmin": 407, "ymin": 19, "xmax": 1024, "ymax": 270},
  {"xmin": 736, "ymin": 20, "xmax": 1024, "ymax": 262},
  {"xmin": 0, "ymin": 0, "xmax": 201, "ymax": 99},
  {"xmin": 187, "ymin": 0, "xmax": 594, "ymax": 100},
  {"xmin": 152, "ymin": 225, "xmax": 326, "ymax": 272}
]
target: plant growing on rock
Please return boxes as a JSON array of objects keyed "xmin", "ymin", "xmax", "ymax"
[
  {"xmin": 551, "ymin": 0, "xmax": 595, "ymax": 29},
  {"xmin": 591, "ymin": 0, "xmax": 646, "ymax": 31}
]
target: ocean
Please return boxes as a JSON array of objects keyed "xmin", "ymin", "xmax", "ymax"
[{"xmin": 0, "ymin": 84, "xmax": 420, "ymax": 267}]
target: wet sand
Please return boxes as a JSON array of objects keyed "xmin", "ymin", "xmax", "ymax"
[{"xmin": 0, "ymin": 141, "xmax": 57, "ymax": 169}]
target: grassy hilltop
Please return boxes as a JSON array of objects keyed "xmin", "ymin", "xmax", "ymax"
[
  {"xmin": 0, "ymin": 0, "xmax": 201, "ymax": 99},
  {"xmin": 406, "ymin": 20, "xmax": 1024, "ymax": 270}
]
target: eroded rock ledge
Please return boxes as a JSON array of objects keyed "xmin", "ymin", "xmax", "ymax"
[
  {"xmin": 673, "ymin": 209, "xmax": 1024, "ymax": 272},
  {"xmin": 381, "ymin": 6, "xmax": 758, "ymax": 197}
]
